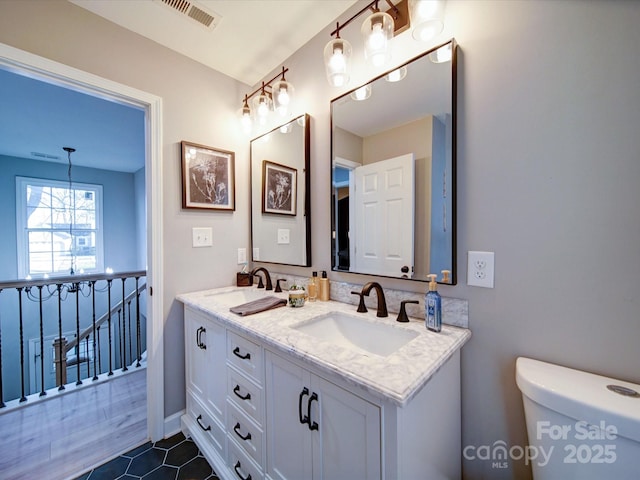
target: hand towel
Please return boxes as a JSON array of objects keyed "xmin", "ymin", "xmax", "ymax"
[{"xmin": 230, "ymin": 296, "xmax": 287, "ymax": 316}]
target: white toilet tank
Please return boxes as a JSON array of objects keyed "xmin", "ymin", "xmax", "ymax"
[{"xmin": 516, "ymin": 357, "xmax": 640, "ymax": 479}]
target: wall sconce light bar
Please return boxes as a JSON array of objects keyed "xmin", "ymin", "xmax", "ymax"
[
  {"xmin": 330, "ymin": 0, "xmax": 409, "ymax": 37},
  {"xmin": 239, "ymin": 66, "xmax": 293, "ymax": 133}
]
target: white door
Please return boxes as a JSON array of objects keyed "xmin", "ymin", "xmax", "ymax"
[{"xmin": 353, "ymin": 154, "xmax": 415, "ymax": 277}]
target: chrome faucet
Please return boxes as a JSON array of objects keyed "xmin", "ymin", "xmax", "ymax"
[
  {"xmin": 360, "ymin": 282, "xmax": 388, "ymax": 317},
  {"xmin": 250, "ymin": 267, "xmax": 273, "ymax": 290}
]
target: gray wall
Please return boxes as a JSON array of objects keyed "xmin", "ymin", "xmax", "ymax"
[{"xmin": 1, "ymin": 1, "xmax": 639, "ymax": 479}]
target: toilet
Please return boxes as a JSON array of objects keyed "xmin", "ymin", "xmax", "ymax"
[{"xmin": 516, "ymin": 357, "xmax": 640, "ymax": 479}]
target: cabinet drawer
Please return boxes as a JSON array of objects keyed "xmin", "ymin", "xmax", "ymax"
[
  {"xmin": 186, "ymin": 391, "xmax": 226, "ymax": 457},
  {"xmin": 227, "ymin": 331, "xmax": 263, "ymax": 384},
  {"xmin": 227, "ymin": 367, "xmax": 264, "ymax": 426},
  {"xmin": 226, "ymin": 400, "xmax": 264, "ymax": 466},
  {"xmin": 228, "ymin": 438, "xmax": 263, "ymax": 480}
]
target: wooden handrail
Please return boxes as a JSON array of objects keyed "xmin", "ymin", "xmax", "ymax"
[
  {"xmin": 64, "ymin": 283, "xmax": 147, "ymax": 352},
  {"xmin": 0, "ymin": 269, "xmax": 147, "ymax": 290}
]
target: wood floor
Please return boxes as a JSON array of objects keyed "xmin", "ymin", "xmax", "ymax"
[{"xmin": 0, "ymin": 367, "xmax": 147, "ymax": 480}]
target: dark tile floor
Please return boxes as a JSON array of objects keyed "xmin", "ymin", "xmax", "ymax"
[{"xmin": 74, "ymin": 432, "xmax": 218, "ymax": 480}]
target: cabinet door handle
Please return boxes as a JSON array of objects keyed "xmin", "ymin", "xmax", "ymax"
[
  {"xmin": 233, "ymin": 346, "xmax": 251, "ymax": 360},
  {"xmin": 307, "ymin": 392, "xmax": 319, "ymax": 431},
  {"xmin": 196, "ymin": 414, "xmax": 211, "ymax": 432},
  {"xmin": 233, "ymin": 422, "xmax": 252, "ymax": 441},
  {"xmin": 233, "ymin": 384, "xmax": 251, "ymax": 401},
  {"xmin": 233, "ymin": 461, "xmax": 252, "ymax": 480},
  {"xmin": 196, "ymin": 327, "xmax": 206, "ymax": 349},
  {"xmin": 298, "ymin": 387, "xmax": 310, "ymax": 425}
]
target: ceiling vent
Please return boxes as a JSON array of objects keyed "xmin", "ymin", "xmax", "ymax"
[{"xmin": 154, "ymin": 0, "xmax": 220, "ymax": 29}]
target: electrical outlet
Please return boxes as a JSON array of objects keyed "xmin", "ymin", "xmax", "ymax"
[
  {"xmin": 277, "ymin": 229, "xmax": 290, "ymax": 244},
  {"xmin": 237, "ymin": 248, "xmax": 247, "ymax": 264},
  {"xmin": 468, "ymin": 251, "xmax": 494, "ymax": 288}
]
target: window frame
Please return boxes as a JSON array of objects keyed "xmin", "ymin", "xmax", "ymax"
[{"xmin": 16, "ymin": 176, "xmax": 104, "ymax": 278}]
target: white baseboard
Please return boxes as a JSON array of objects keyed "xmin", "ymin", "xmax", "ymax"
[{"xmin": 164, "ymin": 409, "xmax": 185, "ymax": 438}]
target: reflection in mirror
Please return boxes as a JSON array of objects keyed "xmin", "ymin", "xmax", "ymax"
[
  {"xmin": 331, "ymin": 40, "xmax": 457, "ymax": 284},
  {"xmin": 251, "ymin": 114, "xmax": 311, "ymax": 266}
]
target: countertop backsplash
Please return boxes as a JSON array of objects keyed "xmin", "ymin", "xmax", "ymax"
[{"xmin": 269, "ymin": 272, "xmax": 468, "ymax": 329}]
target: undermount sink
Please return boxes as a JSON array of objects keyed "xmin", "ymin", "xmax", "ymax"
[
  {"xmin": 206, "ymin": 289, "xmax": 270, "ymax": 306},
  {"xmin": 293, "ymin": 311, "xmax": 418, "ymax": 357}
]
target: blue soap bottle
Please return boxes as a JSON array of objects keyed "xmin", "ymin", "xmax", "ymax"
[{"xmin": 425, "ymin": 274, "xmax": 442, "ymax": 332}]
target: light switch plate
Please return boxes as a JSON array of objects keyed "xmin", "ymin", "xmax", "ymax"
[
  {"xmin": 467, "ymin": 251, "xmax": 495, "ymax": 288},
  {"xmin": 277, "ymin": 229, "xmax": 290, "ymax": 245},
  {"xmin": 192, "ymin": 227, "xmax": 213, "ymax": 248}
]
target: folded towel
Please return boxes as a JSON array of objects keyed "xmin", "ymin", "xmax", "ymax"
[{"xmin": 230, "ymin": 296, "xmax": 287, "ymax": 316}]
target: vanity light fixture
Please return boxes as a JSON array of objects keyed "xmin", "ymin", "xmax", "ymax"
[
  {"xmin": 429, "ymin": 41, "xmax": 452, "ymax": 63},
  {"xmin": 324, "ymin": 0, "xmax": 408, "ymax": 87},
  {"xmin": 409, "ymin": 0, "xmax": 445, "ymax": 42},
  {"xmin": 351, "ymin": 84, "xmax": 372, "ymax": 101},
  {"xmin": 385, "ymin": 65, "xmax": 407, "ymax": 82},
  {"xmin": 238, "ymin": 66, "xmax": 294, "ymax": 134}
]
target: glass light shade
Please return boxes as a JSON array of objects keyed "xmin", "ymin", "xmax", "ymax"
[
  {"xmin": 429, "ymin": 42, "xmax": 452, "ymax": 63},
  {"xmin": 272, "ymin": 79, "xmax": 294, "ymax": 116},
  {"xmin": 385, "ymin": 66, "xmax": 407, "ymax": 82},
  {"xmin": 350, "ymin": 84, "xmax": 371, "ymax": 101},
  {"xmin": 324, "ymin": 37, "xmax": 352, "ymax": 87},
  {"xmin": 252, "ymin": 92, "xmax": 272, "ymax": 125},
  {"xmin": 409, "ymin": 0, "xmax": 445, "ymax": 42},
  {"xmin": 238, "ymin": 104, "xmax": 253, "ymax": 134},
  {"xmin": 361, "ymin": 11, "xmax": 394, "ymax": 68}
]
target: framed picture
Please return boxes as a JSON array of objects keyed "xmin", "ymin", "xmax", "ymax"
[
  {"xmin": 262, "ymin": 160, "xmax": 297, "ymax": 216},
  {"xmin": 181, "ymin": 141, "xmax": 235, "ymax": 211}
]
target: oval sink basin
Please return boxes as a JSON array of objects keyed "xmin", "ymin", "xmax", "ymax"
[
  {"xmin": 293, "ymin": 311, "xmax": 418, "ymax": 357},
  {"xmin": 206, "ymin": 289, "xmax": 269, "ymax": 306}
]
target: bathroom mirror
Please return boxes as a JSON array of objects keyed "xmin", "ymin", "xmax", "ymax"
[
  {"xmin": 331, "ymin": 40, "xmax": 457, "ymax": 284},
  {"xmin": 251, "ymin": 113, "xmax": 311, "ymax": 266}
]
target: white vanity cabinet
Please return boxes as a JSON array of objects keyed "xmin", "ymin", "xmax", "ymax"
[
  {"xmin": 265, "ymin": 350, "xmax": 381, "ymax": 480},
  {"xmin": 184, "ymin": 307, "xmax": 227, "ymax": 458},
  {"xmin": 181, "ymin": 300, "xmax": 464, "ymax": 480}
]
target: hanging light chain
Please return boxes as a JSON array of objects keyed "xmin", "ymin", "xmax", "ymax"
[{"xmin": 63, "ymin": 147, "xmax": 76, "ymax": 275}]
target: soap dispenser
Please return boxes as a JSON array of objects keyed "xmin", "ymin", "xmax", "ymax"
[{"xmin": 425, "ymin": 274, "xmax": 442, "ymax": 332}]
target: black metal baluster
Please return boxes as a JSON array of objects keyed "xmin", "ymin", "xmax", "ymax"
[
  {"xmin": 121, "ymin": 278, "xmax": 127, "ymax": 372},
  {"xmin": 17, "ymin": 287, "xmax": 26, "ymax": 402},
  {"xmin": 107, "ymin": 279, "xmax": 113, "ymax": 376},
  {"xmin": 135, "ymin": 276, "xmax": 141, "ymax": 367},
  {"xmin": 37, "ymin": 285, "xmax": 46, "ymax": 397},
  {"xmin": 74, "ymin": 282, "xmax": 82, "ymax": 386},
  {"xmin": 56, "ymin": 284, "xmax": 65, "ymax": 391},
  {"xmin": 90, "ymin": 281, "xmax": 98, "ymax": 381},
  {"xmin": 116, "ymin": 309, "xmax": 122, "ymax": 368},
  {"xmin": 0, "ymin": 288, "xmax": 5, "ymax": 408},
  {"xmin": 127, "ymin": 299, "xmax": 132, "ymax": 367},
  {"xmin": 85, "ymin": 336, "xmax": 90, "ymax": 378},
  {"xmin": 97, "ymin": 325, "xmax": 102, "ymax": 373}
]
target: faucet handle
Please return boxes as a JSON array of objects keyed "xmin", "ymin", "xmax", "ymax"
[
  {"xmin": 275, "ymin": 278, "xmax": 286, "ymax": 293},
  {"xmin": 351, "ymin": 291, "xmax": 368, "ymax": 313},
  {"xmin": 396, "ymin": 300, "xmax": 419, "ymax": 323},
  {"xmin": 254, "ymin": 273, "xmax": 265, "ymax": 289}
]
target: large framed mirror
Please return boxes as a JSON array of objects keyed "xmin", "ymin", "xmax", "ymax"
[
  {"xmin": 331, "ymin": 40, "xmax": 457, "ymax": 284},
  {"xmin": 251, "ymin": 113, "xmax": 311, "ymax": 266}
]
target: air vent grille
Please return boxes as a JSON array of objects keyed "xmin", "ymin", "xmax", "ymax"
[
  {"xmin": 188, "ymin": 5, "xmax": 214, "ymax": 27},
  {"xmin": 31, "ymin": 152, "xmax": 61, "ymax": 160},
  {"xmin": 155, "ymin": 0, "xmax": 218, "ymax": 29}
]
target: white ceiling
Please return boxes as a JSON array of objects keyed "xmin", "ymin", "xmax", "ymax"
[
  {"xmin": 70, "ymin": 0, "xmax": 359, "ymax": 86},
  {"xmin": 0, "ymin": 0, "xmax": 359, "ymax": 172}
]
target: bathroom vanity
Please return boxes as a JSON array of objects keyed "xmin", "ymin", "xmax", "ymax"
[{"xmin": 178, "ymin": 286, "xmax": 470, "ymax": 480}]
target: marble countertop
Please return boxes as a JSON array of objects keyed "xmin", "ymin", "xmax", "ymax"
[{"xmin": 177, "ymin": 286, "xmax": 471, "ymax": 407}]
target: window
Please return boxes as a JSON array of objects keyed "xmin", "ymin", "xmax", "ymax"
[{"xmin": 16, "ymin": 177, "xmax": 103, "ymax": 278}]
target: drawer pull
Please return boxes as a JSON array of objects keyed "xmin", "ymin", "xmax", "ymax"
[
  {"xmin": 233, "ymin": 346, "xmax": 251, "ymax": 360},
  {"xmin": 196, "ymin": 326, "xmax": 206, "ymax": 349},
  {"xmin": 298, "ymin": 387, "xmax": 310, "ymax": 425},
  {"xmin": 234, "ymin": 460, "xmax": 252, "ymax": 480},
  {"xmin": 233, "ymin": 422, "xmax": 252, "ymax": 441},
  {"xmin": 233, "ymin": 384, "xmax": 252, "ymax": 401},
  {"xmin": 307, "ymin": 392, "xmax": 319, "ymax": 431},
  {"xmin": 196, "ymin": 414, "xmax": 211, "ymax": 432}
]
